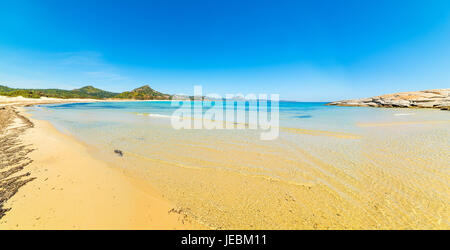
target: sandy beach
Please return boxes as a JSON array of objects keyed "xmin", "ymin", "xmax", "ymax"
[
  {"xmin": 0, "ymin": 97, "xmax": 202, "ymax": 229},
  {"xmin": 1, "ymin": 96, "xmax": 449, "ymax": 230}
]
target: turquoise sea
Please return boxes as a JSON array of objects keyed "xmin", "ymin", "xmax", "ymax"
[{"xmin": 27, "ymin": 100, "xmax": 447, "ymax": 133}]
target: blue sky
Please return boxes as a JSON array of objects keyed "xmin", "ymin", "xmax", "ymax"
[{"xmin": 1, "ymin": 0, "xmax": 450, "ymax": 101}]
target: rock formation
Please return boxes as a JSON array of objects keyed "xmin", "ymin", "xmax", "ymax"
[{"xmin": 327, "ymin": 89, "xmax": 450, "ymax": 110}]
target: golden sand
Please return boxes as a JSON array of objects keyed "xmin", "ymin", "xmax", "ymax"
[
  {"xmin": 281, "ymin": 127, "xmax": 361, "ymax": 139},
  {"xmin": 0, "ymin": 108, "xmax": 202, "ymax": 229}
]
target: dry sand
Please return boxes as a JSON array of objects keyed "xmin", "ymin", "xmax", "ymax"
[
  {"xmin": 0, "ymin": 98, "xmax": 202, "ymax": 229},
  {"xmin": 0, "ymin": 96, "xmax": 103, "ymax": 107}
]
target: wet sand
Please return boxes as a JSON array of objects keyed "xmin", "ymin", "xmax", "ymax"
[
  {"xmin": 0, "ymin": 104, "xmax": 202, "ymax": 229},
  {"xmin": 70, "ymin": 114, "xmax": 449, "ymax": 229}
]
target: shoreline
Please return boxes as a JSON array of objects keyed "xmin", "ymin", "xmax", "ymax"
[
  {"xmin": 0, "ymin": 104, "xmax": 203, "ymax": 229},
  {"xmin": 1, "ymin": 96, "xmax": 448, "ymax": 229},
  {"xmin": 0, "ymin": 95, "xmax": 177, "ymax": 108}
]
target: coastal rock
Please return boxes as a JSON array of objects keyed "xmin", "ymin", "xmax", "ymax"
[
  {"xmin": 436, "ymin": 102, "xmax": 450, "ymax": 110},
  {"xmin": 327, "ymin": 89, "xmax": 450, "ymax": 110}
]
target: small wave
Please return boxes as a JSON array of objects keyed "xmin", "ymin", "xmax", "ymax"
[
  {"xmin": 133, "ymin": 112, "xmax": 258, "ymax": 127},
  {"xmin": 357, "ymin": 120, "xmax": 450, "ymax": 127},
  {"xmin": 394, "ymin": 113, "xmax": 415, "ymax": 116},
  {"xmin": 148, "ymin": 113, "xmax": 173, "ymax": 118},
  {"xmin": 134, "ymin": 112, "xmax": 173, "ymax": 118}
]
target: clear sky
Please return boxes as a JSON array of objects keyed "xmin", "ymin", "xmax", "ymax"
[{"xmin": 1, "ymin": 0, "xmax": 450, "ymax": 101}]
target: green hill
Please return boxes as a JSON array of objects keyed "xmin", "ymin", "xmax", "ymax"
[
  {"xmin": 115, "ymin": 85, "xmax": 171, "ymax": 100},
  {"xmin": 0, "ymin": 85, "xmax": 12, "ymax": 92},
  {"xmin": 0, "ymin": 84, "xmax": 171, "ymax": 100},
  {"xmin": 72, "ymin": 86, "xmax": 117, "ymax": 98}
]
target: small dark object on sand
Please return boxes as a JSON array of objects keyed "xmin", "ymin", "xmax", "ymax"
[{"xmin": 114, "ymin": 149, "xmax": 123, "ymax": 157}]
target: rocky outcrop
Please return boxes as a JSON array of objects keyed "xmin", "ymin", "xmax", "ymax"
[{"xmin": 327, "ymin": 89, "xmax": 450, "ymax": 110}]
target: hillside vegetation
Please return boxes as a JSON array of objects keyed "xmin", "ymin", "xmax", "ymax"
[
  {"xmin": 0, "ymin": 84, "xmax": 171, "ymax": 100},
  {"xmin": 115, "ymin": 85, "xmax": 171, "ymax": 100}
]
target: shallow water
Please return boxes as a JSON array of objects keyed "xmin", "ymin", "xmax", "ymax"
[{"xmin": 27, "ymin": 101, "xmax": 450, "ymax": 229}]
